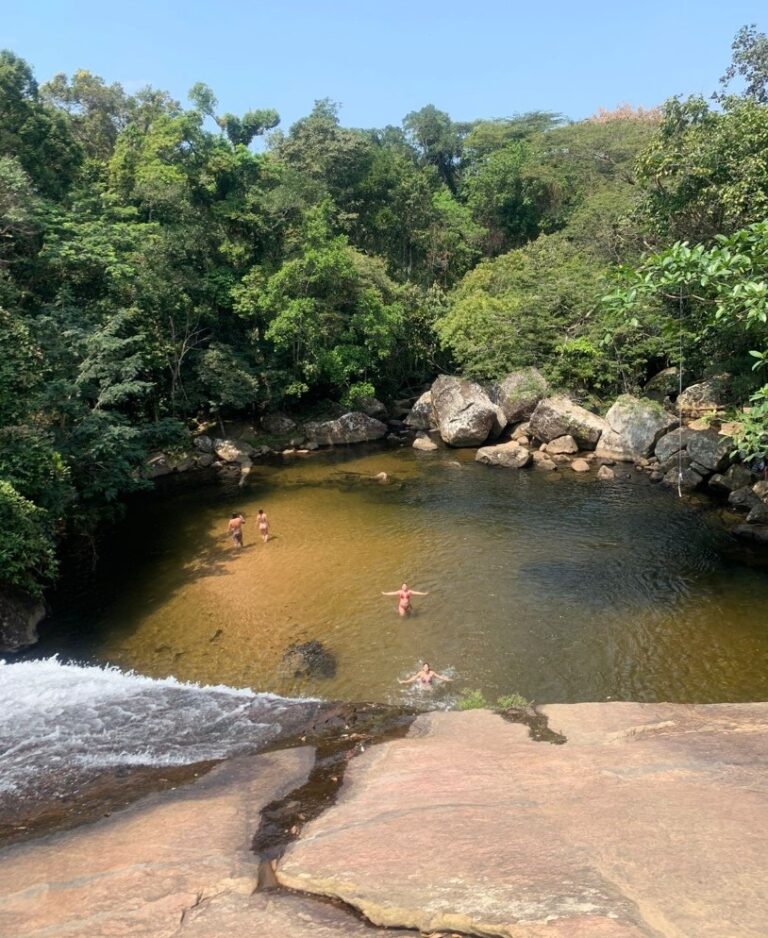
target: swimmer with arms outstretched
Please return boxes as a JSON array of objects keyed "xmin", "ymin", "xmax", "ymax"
[
  {"xmin": 227, "ymin": 512, "xmax": 245, "ymax": 548},
  {"xmin": 399, "ymin": 663, "xmax": 451, "ymax": 686},
  {"xmin": 381, "ymin": 582, "xmax": 429, "ymax": 616}
]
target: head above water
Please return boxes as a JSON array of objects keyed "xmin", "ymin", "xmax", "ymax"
[
  {"xmin": 258, "ymin": 508, "xmax": 264, "ymax": 514},
  {"xmin": 421, "ymin": 662, "xmax": 430, "ymax": 671},
  {"xmin": 401, "ymin": 582, "xmax": 408, "ymax": 590},
  {"xmin": 231, "ymin": 513, "xmax": 239, "ymax": 519}
]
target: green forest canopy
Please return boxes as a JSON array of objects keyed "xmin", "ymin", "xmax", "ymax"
[{"xmin": 2, "ymin": 23, "xmax": 768, "ymax": 596}]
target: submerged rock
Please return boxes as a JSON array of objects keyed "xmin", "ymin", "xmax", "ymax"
[
  {"xmin": 597, "ymin": 464, "xmax": 615, "ymax": 481},
  {"xmin": 529, "ymin": 396, "xmax": 607, "ymax": 449},
  {"xmin": 431, "ymin": 375, "xmax": 501, "ymax": 446},
  {"xmin": 282, "ymin": 640, "xmax": 338, "ymax": 679}
]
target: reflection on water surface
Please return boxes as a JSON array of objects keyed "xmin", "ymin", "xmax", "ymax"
[{"xmin": 39, "ymin": 445, "xmax": 768, "ymax": 704}]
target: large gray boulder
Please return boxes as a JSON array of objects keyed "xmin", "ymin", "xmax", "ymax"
[
  {"xmin": 489, "ymin": 368, "xmax": 549, "ymax": 424},
  {"xmin": 431, "ymin": 375, "xmax": 500, "ymax": 447},
  {"xmin": 678, "ymin": 374, "xmax": 730, "ymax": 417},
  {"xmin": 404, "ymin": 391, "xmax": 436, "ymax": 431},
  {"xmin": 475, "ymin": 441, "xmax": 532, "ymax": 468},
  {"xmin": 595, "ymin": 395, "xmax": 678, "ymax": 462},
  {"xmin": 528, "ymin": 396, "xmax": 607, "ymax": 450},
  {"xmin": 654, "ymin": 427, "xmax": 698, "ymax": 464},
  {"xmin": 642, "ymin": 366, "xmax": 691, "ymax": 403},
  {"xmin": 303, "ymin": 412, "xmax": 388, "ymax": 446},
  {"xmin": 686, "ymin": 430, "xmax": 732, "ymax": 473}
]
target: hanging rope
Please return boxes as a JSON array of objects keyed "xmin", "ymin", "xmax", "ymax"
[{"xmin": 677, "ymin": 287, "xmax": 684, "ymax": 498}]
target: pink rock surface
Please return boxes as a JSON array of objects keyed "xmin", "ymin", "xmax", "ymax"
[
  {"xmin": 0, "ymin": 749, "xmax": 314, "ymax": 938},
  {"xmin": 278, "ymin": 706, "xmax": 768, "ymax": 937}
]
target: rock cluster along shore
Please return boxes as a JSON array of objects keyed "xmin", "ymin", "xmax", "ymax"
[
  {"xmin": 404, "ymin": 370, "xmax": 768, "ymax": 545},
  {"xmin": 2, "ymin": 703, "xmax": 767, "ymax": 937}
]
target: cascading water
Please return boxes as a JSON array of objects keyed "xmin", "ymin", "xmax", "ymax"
[{"xmin": 0, "ymin": 658, "xmax": 320, "ymax": 821}]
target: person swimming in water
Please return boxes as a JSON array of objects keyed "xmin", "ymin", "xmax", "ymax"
[
  {"xmin": 381, "ymin": 582, "xmax": 429, "ymax": 616},
  {"xmin": 257, "ymin": 508, "xmax": 270, "ymax": 543},
  {"xmin": 227, "ymin": 512, "xmax": 245, "ymax": 548},
  {"xmin": 399, "ymin": 663, "xmax": 451, "ymax": 686}
]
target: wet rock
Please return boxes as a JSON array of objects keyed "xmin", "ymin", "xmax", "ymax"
[
  {"xmin": 654, "ymin": 427, "xmax": 698, "ymax": 464},
  {"xmin": 196, "ymin": 453, "xmax": 215, "ymax": 468},
  {"xmin": 596, "ymin": 395, "xmax": 677, "ymax": 462},
  {"xmin": 529, "ymin": 396, "xmax": 607, "ymax": 449},
  {"xmin": 303, "ymin": 413, "xmax": 388, "ymax": 447},
  {"xmin": 260, "ymin": 412, "xmax": 297, "ymax": 434},
  {"xmin": 729, "ymin": 485, "xmax": 763, "ymax": 513},
  {"xmin": 678, "ymin": 373, "xmax": 731, "ymax": 417},
  {"xmin": 373, "ymin": 472, "xmax": 389, "ymax": 484},
  {"xmin": 544, "ymin": 434, "xmax": 578, "ymax": 455},
  {"xmin": 278, "ymin": 705, "xmax": 768, "ymax": 938},
  {"xmin": 282, "ymin": 640, "xmax": 337, "ymax": 679},
  {"xmin": 732, "ymin": 523, "xmax": 768, "ymax": 544},
  {"xmin": 475, "ymin": 442, "xmax": 532, "ymax": 469},
  {"xmin": 145, "ymin": 451, "xmax": 197, "ymax": 477},
  {"xmin": 289, "ymin": 436, "xmax": 306, "ymax": 448},
  {"xmin": 213, "ymin": 438, "xmax": 255, "ymax": 464},
  {"xmin": 570, "ymin": 458, "xmax": 590, "ymax": 472},
  {"xmin": 753, "ymin": 479, "xmax": 768, "ymax": 502},
  {"xmin": 403, "ymin": 390, "xmax": 436, "ymax": 431},
  {"xmin": 686, "ymin": 429, "xmax": 732, "ymax": 473},
  {"xmin": 305, "ymin": 441, "xmax": 319, "ymax": 451},
  {"xmin": 649, "ymin": 470, "xmax": 664, "ymax": 482},
  {"xmin": 488, "ymin": 368, "xmax": 549, "ymax": 424},
  {"xmin": 511, "ymin": 420, "xmax": 532, "ymax": 441},
  {"xmin": 597, "ymin": 465, "xmax": 615, "ymax": 481},
  {"xmin": 431, "ymin": 375, "xmax": 501, "ymax": 446},
  {"xmin": 412, "ymin": 432, "xmax": 439, "ymax": 452},
  {"xmin": 663, "ymin": 465, "xmax": 703, "ymax": 491},
  {"xmin": 532, "ymin": 451, "xmax": 557, "ymax": 471},
  {"xmin": 0, "ymin": 589, "xmax": 45, "ymax": 653}
]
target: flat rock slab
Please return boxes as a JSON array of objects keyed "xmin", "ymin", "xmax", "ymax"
[
  {"xmin": 278, "ymin": 705, "xmax": 768, "ymax": 937},
  {"xmin": 179, "ymin": 891, "xmax": 417, "ymax": 937},
  {"xmin": 0, "ymin": 749, "xmax": 314, "ymax": 938}
]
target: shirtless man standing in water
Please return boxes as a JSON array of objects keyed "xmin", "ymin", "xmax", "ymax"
[
  {"xmin": 227, "ymin": 513, "xmax": 245, "ymax": 548},
  {"xmin": 381, "ymin": 582, "xmax": 429, "ymax": 616},
  {"xmin": 399, "ymin": 663, "xmax": 451, "ymax": 686}
]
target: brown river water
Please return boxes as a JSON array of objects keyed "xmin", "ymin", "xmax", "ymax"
[{"xmin": 35, "ymin": 444, "xmax": 768, "ymax": 706}]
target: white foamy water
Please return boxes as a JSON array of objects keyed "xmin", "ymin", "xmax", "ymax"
[{"xmin": 0, "ymin": 658, "xmax": 318, "ymax": 804}]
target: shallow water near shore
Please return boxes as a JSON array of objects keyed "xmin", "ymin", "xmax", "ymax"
[{"xmin": 34, "ymin": 443, "xmax": 768, "ymax": 705}]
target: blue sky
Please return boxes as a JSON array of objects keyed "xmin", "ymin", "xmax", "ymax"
[{"xmin": 2, "ymin": 1, "xmax": 767, "ymax": 132}]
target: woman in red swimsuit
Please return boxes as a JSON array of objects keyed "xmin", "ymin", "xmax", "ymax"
[{"xmin": 381, "ymin": 582, "xmax": 429, "ymax": 616}]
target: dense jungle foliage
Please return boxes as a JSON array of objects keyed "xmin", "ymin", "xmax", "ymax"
[{"xmin": 2, "ymin": 25, "xmax": 768, "ymax": 597}]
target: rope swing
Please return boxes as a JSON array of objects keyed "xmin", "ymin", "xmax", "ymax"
[{"xmin": 677, "ymin": 287, "xmax": 685, "ymax": 498}]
